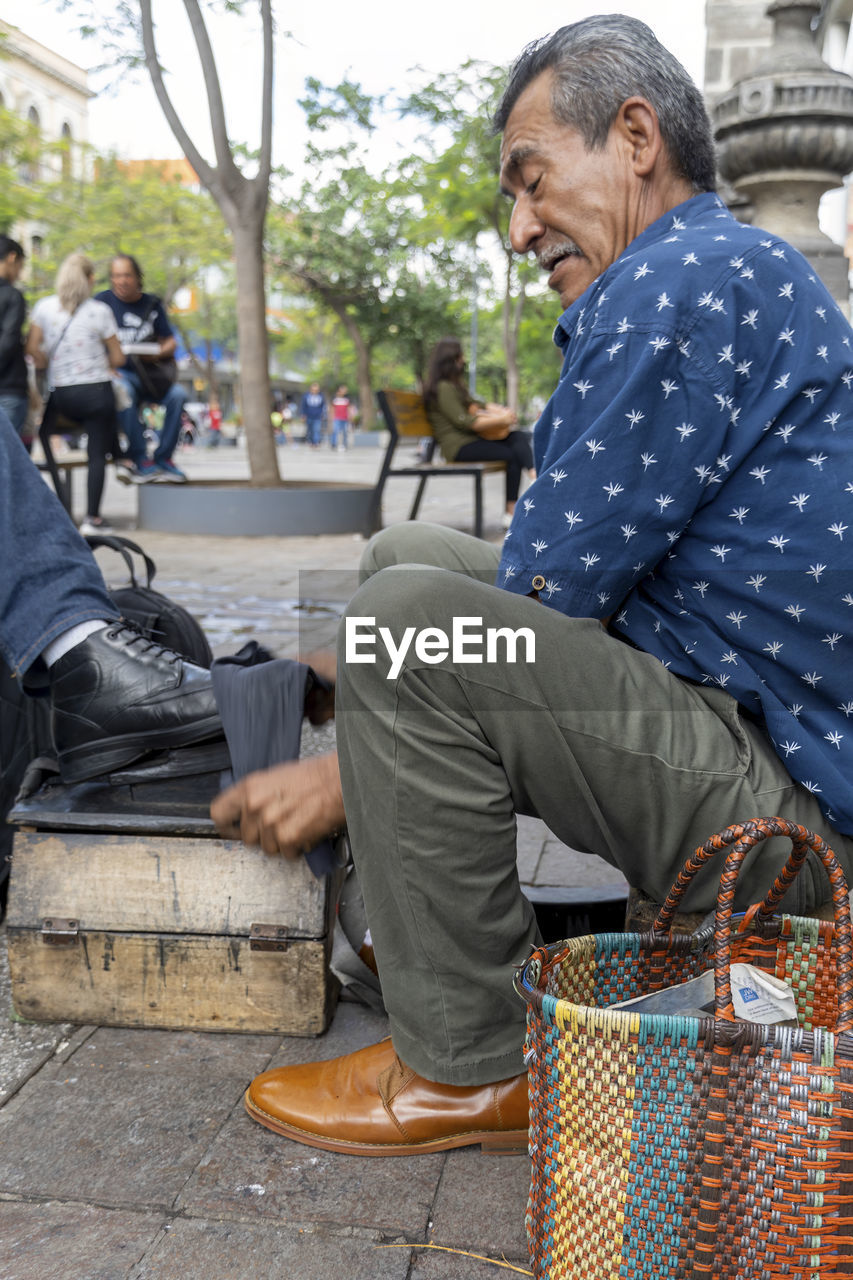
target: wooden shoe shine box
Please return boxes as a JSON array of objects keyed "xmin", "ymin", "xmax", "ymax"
[{"xmin": 6, "ymin": 771, "xmax": 342, "ymax": 1035}]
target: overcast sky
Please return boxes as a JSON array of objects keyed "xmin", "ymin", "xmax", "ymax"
[{"xmin": 2, "ymin": 0, "xmax": 707, "ymax": 166}]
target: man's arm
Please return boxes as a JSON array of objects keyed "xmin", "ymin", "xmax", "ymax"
[{"xmin": 498, "ymin": 327, "xmax": 731, "ymax": 618}]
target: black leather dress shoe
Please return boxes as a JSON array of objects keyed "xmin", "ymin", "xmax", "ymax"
[{"xmin": 49, "ymin": 624, "xmax": 223, "ymax": 783}]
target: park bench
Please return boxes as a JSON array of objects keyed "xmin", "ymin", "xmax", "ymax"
[{"xmin": 369, "ymin": 389, "xmax": 506, "ymax": 540}]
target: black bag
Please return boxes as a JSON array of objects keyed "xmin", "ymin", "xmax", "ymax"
[
  {"xmin": 128, "ymin": 353, "xmax": 178, "ymax": 402},
  {"xmin": 84, "ymin": 534, "xmax": 212, "ymax": 668}
]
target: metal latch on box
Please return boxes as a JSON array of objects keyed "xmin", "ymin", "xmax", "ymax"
[
  {"xmin": 249, "ymin": 923, "xmax": 293, "ymax": 952},
  {"xmin": 41, "ymin": 917, "xmax": 79, "ymax": 946}
]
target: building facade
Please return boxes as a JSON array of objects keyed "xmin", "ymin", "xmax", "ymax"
[{"xmin": 0, "ymin": 20, "xmax": 91, "ymax": 254}]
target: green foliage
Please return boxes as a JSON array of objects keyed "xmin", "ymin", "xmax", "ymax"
[
  {"xmin": 269, "ymin": 81, "xmax": 475, "ymax": 417},
  {"xmin": 29, "ymin": 154, "xmax": 230, "ymax": 303},
  {"xmin": 399, "ymin": 60, "xmax": 508, "ymax": 254}
]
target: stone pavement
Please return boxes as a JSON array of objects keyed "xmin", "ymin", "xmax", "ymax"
[{"xmin": 0, "ymin": 438, "xmax": 628, "ymax": 1280}]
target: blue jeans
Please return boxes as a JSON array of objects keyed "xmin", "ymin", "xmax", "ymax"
[
  {"xmin": 116, "ymin": 369, "xmax": 187, "ymax": 466},
  {"xmin": 305, "ymin": 417, "xmax": 323, "ymax": 446},
  {"xmin": 331, "ymin": 419, "xmax": 348, "ymax": 448},
  {"xmin": 0, "ymin": 408, "xmax": 117, "ymax": 677},
  {"xmin": 0, "ymin": 393, "xmax": 28, "ymax": 438}
]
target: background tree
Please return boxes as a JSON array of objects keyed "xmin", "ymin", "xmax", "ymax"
[
  {"xmin": 400, "ymin": 61, "xmax": 542, "ymax": 412},
  {"xmin": 269, "ymin": 79, "xmax": 469, "ymax": 426},
  {"xmin": 65, "ymin": 0, "xmax": 279, "ymax": 484},
  {"xmin": 31, "ymin": 155, "xmax": 229, "ymax": 299}
]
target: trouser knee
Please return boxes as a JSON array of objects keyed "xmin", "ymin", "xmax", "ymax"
[
  {"xmin": 338, "ymin": 563, "xmax": 470, "ymax": 694},
  {"xmin": 360, "ymin": 524, "xmax": 450, "ymax": 582}
]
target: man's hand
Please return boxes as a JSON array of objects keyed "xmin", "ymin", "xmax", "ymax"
[{"xmin": 210, "ymin": 752, "xmax": 345, "ymax": 859}]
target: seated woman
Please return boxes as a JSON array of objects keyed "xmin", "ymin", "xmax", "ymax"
[
  {"xmin": 423, "ymin": 337, "xmax": 535, "ymax": 528},
  {"xmin": 27, "ymin": 254, "xmax": 125, "ymax": 536}
]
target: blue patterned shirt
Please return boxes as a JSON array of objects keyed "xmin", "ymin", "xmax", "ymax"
[{"xmin": 499, "ymin": 192, "xmax": 853, "ymax": 833}]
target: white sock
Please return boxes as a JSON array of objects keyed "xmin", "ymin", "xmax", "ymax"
[{"xmin": 42, "ymin": 620, "xmax": 111, "ymax": 667}]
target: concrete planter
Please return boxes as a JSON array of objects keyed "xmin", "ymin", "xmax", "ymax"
[
  {"xmin": 137, "ymin": 479, "xmax": 375, "ymax": 537},
  {"xmin": 350, "ymin": 431, "xmax": 385, "ymax": 448}
]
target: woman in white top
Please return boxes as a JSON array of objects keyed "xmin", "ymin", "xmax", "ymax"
[{"xmin": 26, "ymin": 254, "xmax": 124, "ymax": 535}]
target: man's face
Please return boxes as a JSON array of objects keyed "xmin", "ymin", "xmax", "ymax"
[
  {"xmin": 500, "ymin": 70, "xmax": 636, "ymax": 309},
  {"xmin": 1, "ymin": 252, "xmax": 23, "ymax": 283},
  {"xmin": 109, "ymin": 258, "xmax": 142, "ymax": 302}
]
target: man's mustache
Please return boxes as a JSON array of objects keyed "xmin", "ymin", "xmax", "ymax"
[{"xmin": 536, "ymin": 240, "xmax": 583, "ymax": 270}]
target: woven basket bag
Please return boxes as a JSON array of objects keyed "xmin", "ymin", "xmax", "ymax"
[{"xmin": 514, "ymin": 817, "xmax": 853, "ymax": 1280}]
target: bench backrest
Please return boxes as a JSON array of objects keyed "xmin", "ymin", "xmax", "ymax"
[{"xmin": 378, "ymin": 389, "xmax": 433, "ymax": 439}]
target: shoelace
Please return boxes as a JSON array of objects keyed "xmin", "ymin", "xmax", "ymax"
[{"xmin": 104, "ymin": 622, "xmax": 181, "ymax": 666}]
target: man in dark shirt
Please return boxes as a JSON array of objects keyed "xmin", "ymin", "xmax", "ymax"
[
  {"xmin": 96, "ymin": 254, "xmax": 188, "ymax": 483},
  {"xmin": 0, "ymin": 237, "xmax": 28, "ymax": 442}
]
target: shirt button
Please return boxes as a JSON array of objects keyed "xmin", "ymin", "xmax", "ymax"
[{"xmin": 532, "ymin": 575, "xmax": 546, "ymax": 591}]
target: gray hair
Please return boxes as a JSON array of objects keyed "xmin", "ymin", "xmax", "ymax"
[
  {"xmin": 494, "ymin": 14, "xmax": 716, "ymax": 194},
  {"xmin": 56, "ymin": 252, "xmax": 94, "ymax": 313}
]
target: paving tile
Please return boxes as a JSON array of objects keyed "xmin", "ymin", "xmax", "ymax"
[
  {"xmin": 0, "ymin": 926, "xmax": 77, "ymax": 1106},
  {"xmin": 409, "ymin": 1244, "xmax": 533, "ymax": 1279},
  {"xmin": 177, "ymin": 1003, "xmax": 441, "ymax": 1236},
  {"xmin": 515, "ymin": 816, "xmax": 546, "ymax": 886},
  {"xmin": 428, "ymin": 1146, "xmax": 531, "ymax": 1261},
  {"xmin": 131, "ymin": 1217, "xmax": 412, "ymax": 1280},
  {"xmin": 0, "ymin": 1025, "xmax": 277, "ymax": 1207},
  {"xmin": 536, "ymin": 841, "xmax": 629, "ymax": 893},
  {"xmin": 179, "ymin": 1116, "xmax": 443, "ymax": 1236},
  {"xmin": 0, "ymin": 1200, "xmax": 165, "ymax": 1280},
  {"xmin": 41, "ymin": 1025, "xmax": 282, "ymax": 1078}
]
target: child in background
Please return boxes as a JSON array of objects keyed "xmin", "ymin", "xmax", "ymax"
[{"xmin": 331, "ymin": 385, "xmax": 351, "ymax": 452}]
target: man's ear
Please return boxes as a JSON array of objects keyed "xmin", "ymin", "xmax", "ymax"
[{"xmin": 614, "ymin": 97, "xmax": 662, "ymax": 177}]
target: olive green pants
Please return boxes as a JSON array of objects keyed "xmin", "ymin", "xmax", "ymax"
[{"xmin": 334, "ymin": 523, "xmax": 853, "ymax": 1086}]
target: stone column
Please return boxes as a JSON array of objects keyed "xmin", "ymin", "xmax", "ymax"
[{"xmin": 711, "ymin": 0, "xmax": 853, "ymax": 301}]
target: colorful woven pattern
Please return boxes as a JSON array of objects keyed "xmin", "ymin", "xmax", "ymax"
[{"xmin": 516, "ymin": 818, "xmax": 853, "ymax": 1279}]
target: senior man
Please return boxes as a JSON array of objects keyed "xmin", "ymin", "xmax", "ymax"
[{"xmin": 213, "ymin": 14, "xmax": 853, "ymax": 1156}]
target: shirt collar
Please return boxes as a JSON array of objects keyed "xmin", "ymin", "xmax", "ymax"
[{"xmin": 552, "ymin": 191, "xmax": 729, "ymax": 351}]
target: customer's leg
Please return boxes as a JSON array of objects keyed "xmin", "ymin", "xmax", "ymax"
[
  {"xmin": 116, "ymin": 369, "xmax": 147, "ymax": 465},
  {"xmin": 154, "ymin": 383, "xmax": 186, "ymax": 463},
  {"xmin": 0, "ymin": 409, "xmax": 117, "ymax": 675},
  {"xmin": 336, "ymin": 563, "xmax": 852, "ymax": 1086},
  {"xmin": 0, "ymin": 393, "xmax": 28, "ymax": 437}
]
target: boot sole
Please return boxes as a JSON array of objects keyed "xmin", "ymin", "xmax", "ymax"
[
  {"xmin": 244, "ymin": 1090, "xmax": 528, "ymax": 1156},
  {"xmin": 57, "ymin": 715, "xmax": 224, "ymax": 785}
]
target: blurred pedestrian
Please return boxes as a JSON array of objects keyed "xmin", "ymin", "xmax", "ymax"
[
  {"xmin": 300, "ymin": 382, "xmax": 326, "ymax": 448},
  {"xmin": 26, "ymin": 253, "xmax": 125, "ymax": 535},
  {"xmin": 0, "ymin": 236, "xmax": 28, "ymax": 444},
  {"xmin": 331, "ymin": 384, "xmax": 351, "ymax": 451}
]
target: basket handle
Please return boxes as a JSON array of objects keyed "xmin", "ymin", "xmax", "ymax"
[{"xmin": 653, "ymin": 817, "xmax": 853, "ymax": 1030}]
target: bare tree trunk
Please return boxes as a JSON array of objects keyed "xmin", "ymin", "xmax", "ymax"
[
  {"xmin": 230, "ymin": 219, "xmax": 278, "ymax": 482},
  {"xmin": 502, "ymin": 249, "xmax": 522, "ymax": 413},
  {"xmin": 336, "ymin": 311, "xmax": 374, "ymax": 430},
  {"xmin": 293, "ymin": 269, "xmax": 376, "ymax": 429},
  {"xmin": 203, "ymin": 338, "xmax": 220, "ymax": 399},
  {"xmin": 139, "ymin": 0, "xmax": 278, "ymax": 485}
]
